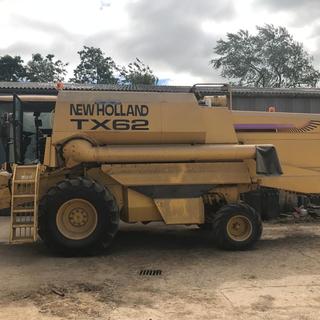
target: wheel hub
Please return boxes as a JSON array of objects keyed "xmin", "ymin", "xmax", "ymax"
[
  {"xmin": 56, "ymin": 199, "xmax": 98, "ymax": 240},
  {"xmin": 68, "ymin": 208, "xmax": 89, "ymax": 227},
  {"xmin": 226, "ymin": 215, "xmax": 253, "ymax": 242}
]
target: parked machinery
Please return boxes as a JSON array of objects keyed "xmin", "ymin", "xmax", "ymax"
[{"xmin": 2, "ymin": 83, "xmax": 318, "ymax": 255}]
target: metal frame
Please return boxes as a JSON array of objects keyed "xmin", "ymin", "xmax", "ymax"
[
  {"xmin": 12, "ymin": 94, "xmax": 23, "ymax": 164},
  {"xmin": 190, "ymin": 83, "xmax": 233, "ymax": 109}
]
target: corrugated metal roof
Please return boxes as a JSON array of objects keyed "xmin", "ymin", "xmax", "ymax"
[
  {"xmin": 0, "ymin": 82, "xmax": 57, "ymax": 94},
  {"xmin": 0, "ymin": 82, "xmax": 192, "ymax": 93},
  {"xmin": 62, "ymin": 83, "xmax": 193, "ymax": 93},
  {"xmin": 231, "ymin": 86, "xmax": 320, "ymax": 97},
  {"xmin": 0, "ymin": 82, "xmax": 55, "ymax": 90},
  {"xmin": 1, "ymin": 82, "xmax": 320, "ymax": 97}
]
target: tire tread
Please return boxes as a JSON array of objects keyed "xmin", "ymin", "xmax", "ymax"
[
  {"xmin": 212, "ymin": 203, "xmax": 262, "ymax": 251},
  {"xmin": 38, "ymin": 177, "xmax": 119, "ymax": 256}
]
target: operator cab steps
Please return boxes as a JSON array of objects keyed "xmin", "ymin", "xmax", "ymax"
[{"xmin": 10, "ymin": 164, "xmax": 41, "ymax": 243}]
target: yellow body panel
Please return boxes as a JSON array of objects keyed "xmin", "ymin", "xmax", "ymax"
[
  {"xmin": 0, "ymin": 172, "xmax": 10, "ymax": 211},
  {"xmin": 233, "ymin": 110, "xmax": 320, "ymax": 193},
  {"xmin": 0, "ymin": 187, "xmax": 10, "ymax": 211},
  {"xmin": 233, "ymin": 111, "xmax": 320, "ymax": 169},
  {"xmin": 258, "ymin": 165, "xmax": 320, "ymax": 193},
  {"xmin": 125, "ymin": 189, "xmax": 162, "ymax": 222},
  {"xmin": 51, "ymin": 91, "xmax": 238, "ymax": 145},
  {"xmin": 101, "ymin": 162, "xmax": 251, "ymax": 186},
  {"xmin": 43, "ymin": 137, "xmax": 58, "ymax": 168},
  {"xmin": 154, "ymin": 198, "xmax": 204, "ymax": 224},
  {"xmin": 100, "ymin": 162, "xmax": 251, "ymax": 223}
]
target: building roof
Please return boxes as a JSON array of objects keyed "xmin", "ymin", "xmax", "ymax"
[
  {"xmin": 1, "ymin": 81, "xmax": 320, "ymax": 98},
  {"xmin": 0, "ymin": 82, "xmax": 192, "ymax": 94}
]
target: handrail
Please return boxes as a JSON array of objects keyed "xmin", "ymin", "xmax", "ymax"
[
  {"xmin": 0, "ymin": 95, "xmax": 57, "ymax": 102},
  {"xmin": 190, "ymin": 83, "xmax": 233, "ymax": 109}
]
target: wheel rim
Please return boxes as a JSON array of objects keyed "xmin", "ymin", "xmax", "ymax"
[
  {"xmin": 56, "ymin": 199, "xmax": 98, "ymax": 240},
  {"xmin": 226, "ymin": 215, "xmax": 253, "ymax": 242}
]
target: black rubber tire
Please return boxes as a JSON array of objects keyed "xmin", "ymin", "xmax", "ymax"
[
  {"xmin": 38, "ymin": 177, "xmax": 119, "ymax": 256},
  {"xmin": 211, "ymin": 203, "xmax": 262, "ymax": 251}
]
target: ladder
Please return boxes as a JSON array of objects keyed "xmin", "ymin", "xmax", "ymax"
[{"xmin": 10, "ymin": 164, "xmax": 41, "ymax": 243}]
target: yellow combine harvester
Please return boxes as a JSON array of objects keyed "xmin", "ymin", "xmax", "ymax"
[{"xmin": 0, "ymin": 83, "xmax": 318, "ymax": 255}]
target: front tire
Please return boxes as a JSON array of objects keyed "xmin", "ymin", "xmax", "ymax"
[
  {"xmin": 211, "ymin": 203, "xmax": 262, "ymax": 250},
  {"xmin": 39, "ymin": 178, "xmax": 119, "ymax": 256}
]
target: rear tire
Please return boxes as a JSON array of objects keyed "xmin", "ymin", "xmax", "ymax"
[
  {"xmin": 211, "ymin": 203, "xmax": 262, "ymax": 250},
  {"xmin": 38, "ymin": 178, "xmax": 119, "ymax": 256}
]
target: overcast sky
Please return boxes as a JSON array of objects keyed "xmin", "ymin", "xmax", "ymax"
[{"xmin": 1, "ymin": 0, "xmax": 320, "ymax": 85}]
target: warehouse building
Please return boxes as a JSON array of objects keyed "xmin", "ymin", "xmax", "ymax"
[{"xmin": 1, "ymin": 82, "xmax": 320, "ymax": 113}]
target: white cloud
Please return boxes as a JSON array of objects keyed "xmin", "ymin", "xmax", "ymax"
[{"xmin": 0, "ymin": 0, "xmax": 319, "ymax": 84}]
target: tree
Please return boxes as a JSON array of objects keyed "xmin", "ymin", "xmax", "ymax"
[
  {"xmin": 211, "ymin": 25, "xmax": 320, "ymax": 87},
  {"xmin": 0, "ymin": 55, "xmax": 26, "ymax": 81},
  {"xmin": 71, "ymin": 46, "xmax": 118, "ymax": 84},
  {"xmin": 120, "ymin": 58, "xmax": 158, "ymax": 85},
  {"xmin": 25, "ymin": 53, "xmax": 68, "ymax": 82}
]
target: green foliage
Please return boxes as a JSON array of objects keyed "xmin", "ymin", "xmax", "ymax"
[
  {"xmin": 26, "ymin": 54, "xmax": 68, "ymax": 82},
  {"xmin": 0, "ymin": 47, "xmax": 158, "ymax": 85},
  {"xmin": 0, "ymin": 55, "xmax": 26, "ymax": 81},
  {"xmin": 71, "ymin": 46, "xmax": 118, "ymax": 84},
  {"xmin": 120, "ymin": 58, "xmax": 158, "ymax": 85},
  {"xmin": 211, "ymin": 25, "xmax": 320, "ymax": 87}
]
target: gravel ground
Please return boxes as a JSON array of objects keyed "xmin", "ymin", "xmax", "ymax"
[{"xmin": 0, "ymin": 216, "xmax": 320, "ymax": 320}]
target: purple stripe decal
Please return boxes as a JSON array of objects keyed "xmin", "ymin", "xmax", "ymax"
[{"xmin": 234, "ymin": 123, "xmax": 295, "ymax": 130}]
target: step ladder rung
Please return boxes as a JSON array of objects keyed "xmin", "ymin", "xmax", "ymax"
[
  {"xmin": 14, "ymin": 179, "xmax": 36, "ymax": 184},
  {"xmin": 15, "ymin": 165, "xmax": 39, "ymax": 169},
  {"xmin": 12, "ymin": 208, "xmax": 34, "ymax": 213},
  {"xmin": 11, "ymin": 238, "xmax": 35, "ymax": 243},
  {"xmin": 12, "ymin": 223, "xmax": 35, "ymax": 228},
  {"xmin": 10, "ymin": 164, "xmax": 41, "ymax": 244},
  {"xmin": 12, "ymin": 194, "xmax": 36, "ymax": 198}
]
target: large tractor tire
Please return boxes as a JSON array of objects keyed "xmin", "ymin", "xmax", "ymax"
[
  {"xmin": 38, "ymin": 178, "xmax": 119, "ymax": 256},
  {"xmin": 211, "ymin": 203, "xmax": 262, "ymax": 251}
]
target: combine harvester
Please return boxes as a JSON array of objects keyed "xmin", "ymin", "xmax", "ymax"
[{"xmin": 0, "ymin": 83, "xmax": 318, "ymax": 255}]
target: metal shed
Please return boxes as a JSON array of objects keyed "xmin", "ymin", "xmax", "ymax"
[{"xmin": 1, "ymin": 82, "xmax": 320, "ymax": 113}]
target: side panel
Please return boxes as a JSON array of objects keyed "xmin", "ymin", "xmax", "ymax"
[
  {"xmin": 52, "ymin": 91, "xmax": 238, "ymax": 145},
  {"xmin": 233, "ymin": 110, "xmax": 320, "ymax": 193},
  {"xmin": 154, "ymin": 198, "xmax": 204, "ymax": 224},
  {"xmin": 86, "ymin": 168, "xmax": 124, "ymax": 210},
  {"xmin": 101, "ymin": 162, "xmax": 251, "ymax": 186},
  {"xmin": 125, "ymin": 189, "xmax": 162, "ymax": 222},
  {"xmin": 0, "ymin": 172, "xmax": 10, "ymax": 210},
  {"xmin": 258, "ymin": 165, "xmax": 320, "ymax": 194},
  {"xmin": 0, "ymin": 187, "xmax": 10, "ymax": 211},
  {"xmin": 233, "ymin": 110, "xmax": 320, "ymax": 170},
  {"xmin": 100, "ymin": 162, "xmax": 251, "ymax": 223},
  {"xmin": 43, "ymin": 137, "xmax": 58, "ymax": 167}
]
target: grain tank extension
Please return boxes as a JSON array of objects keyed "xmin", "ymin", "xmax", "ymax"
[{"xmin": 1, "ymin": 84, "xmax": 289, "ymax": 255}]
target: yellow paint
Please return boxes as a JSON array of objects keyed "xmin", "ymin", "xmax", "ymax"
[
  {"xmin": 154, "ymin": 197, "xmax": 204, "ymax": 224},
  {"xmin": 7, "ymin": 87, "xmax": 320, "ymax": 231},
  {"xmin": 0, "ymin": 187, "xmax": 10, "ymax": 211}
]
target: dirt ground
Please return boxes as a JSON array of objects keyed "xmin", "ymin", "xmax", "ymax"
[{"xmin": 0, "ymin": 217, "xmax": 320, "ymax": 320}]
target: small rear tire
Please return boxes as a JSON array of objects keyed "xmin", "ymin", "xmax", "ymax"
[
  {"xmin": 211, "ymin": 203, "xmax": 262, "ymax": 250},
  {"xmin": 38, "ymin": 178, "xmax": 119, "ymax": 256}
]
